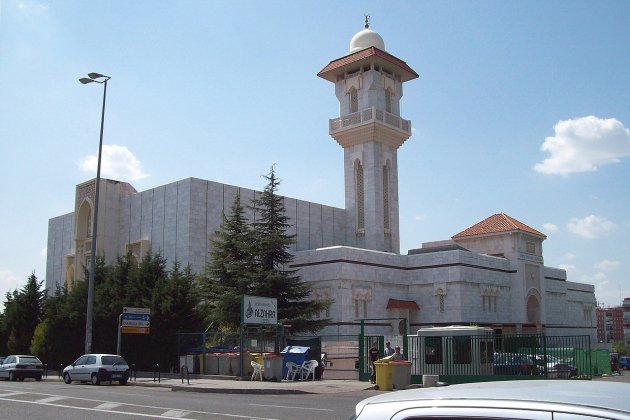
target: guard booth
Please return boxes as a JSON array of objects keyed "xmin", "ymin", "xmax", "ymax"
[{"xmin": 409, "ymin": 326, "xmax": 495, "ymax": 381}]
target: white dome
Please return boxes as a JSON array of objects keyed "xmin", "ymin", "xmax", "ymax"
[{"xmin": 349, "ymin": 28, "xmax": 385, "ymax": 53}]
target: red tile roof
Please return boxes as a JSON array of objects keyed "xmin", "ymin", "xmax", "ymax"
[
  {"xmin": 452, "ymin": 213, "xmax": 546, "ymax": 239},
  {"xmin": 317, "ymin": 47, "xmax": 419, "ymax": 82},
  {"xmin": 386, "ymin": 298, "xmax": 420, "ymax": 311}
]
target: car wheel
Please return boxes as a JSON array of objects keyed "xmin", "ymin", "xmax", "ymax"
[
  {"xmin": 119, "ymin": 379, "xmax": 128, "ymax": 385},
  {"xmin": 63, "ymin": 372, "xmax": 72, "ymax": 384},
  {"xmin": 18, "ymin": 377, "xmax": 24, "ymax": 382},
  {"xmin": 36, "ymin": 375, "xmax": 42, "ymax": 382},
  {"xmin": 91, "ymin": 373, "xmax": 100, "ymax": 385},
  {"xmin": 9, "ymin": 371, "xmax": 16, "ymax": 381}
]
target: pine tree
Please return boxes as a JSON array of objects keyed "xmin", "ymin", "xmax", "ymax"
[
  {"xmin": 249, "ymin": 166, "xmax": 331, "ymax": 333},
  {"xmin": 202, "ymin": 192, "xmax": 256, "ymax": 331},
  {"xmin": 4, "ymin": 273, "xmax": 46, "ymax": 354}
]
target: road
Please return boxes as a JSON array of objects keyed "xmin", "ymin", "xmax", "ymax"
[{"xmin": 0, "ymin": 380, "xmax": 375, "ymax": 419}]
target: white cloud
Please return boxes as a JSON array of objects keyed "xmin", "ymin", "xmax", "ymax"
[
  {"xmin": 594, "ymin": 260, "xmax": 620, "ymax": 271},
  {"xmin": 563, "ymin": 253, "xmax": 577, "ymax": 261},
  {"xmin": 40, "ymin": 247, "xmax": 47, "ymax": 257},
  {"xmin": 567, "ymin": 215, "xmax": 616, "ymax": 239},
  {"xmin": 414, "ymin": 214, "xmax": 427, "ymax": 221},
  {"xmin": 558, "ymin": 264, "xmax": 577, "ymax": 273},
  {"xmin": 534, "ymin": 116, "xmax": 630, "ymax": 175},
  {"xmin": 79, "ymin": 144, "xmax": 149, "ymax": 182},
  {"xmin": 542, "ymin": 223, "xmax": 559, "ymax": 233}
]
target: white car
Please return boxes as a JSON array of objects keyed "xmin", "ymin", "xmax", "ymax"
[
  {"xmin": 350, "ymin": 380, "xmax": 630, "ymax": 419},
  {"xmin": 0, "ymin": 355, "xmax": 44, "ymax": 382},
  {"xmin": 63, "ymin": 354, "xmax": 129, "ymax": 385}
]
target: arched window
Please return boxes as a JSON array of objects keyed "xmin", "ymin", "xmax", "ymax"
[
  {"xmin": 385, "ymin": 88, "xmax": 393, "ymax": 113},
  {"xmin": 349, "ymin": 87, "xmax": 358, "ymax": 113},
  {"xmin": 355, "ymin": 159, "xmax": 364, "ymax": 230},
  {"xmin": 87, "ymin": 212, "xmax": 92, "ymax": 237}
]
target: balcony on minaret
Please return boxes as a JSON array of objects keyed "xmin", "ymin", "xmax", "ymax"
[{"xmin": 328, "ymin": 106, "xmax": 412, "ymax": 149}]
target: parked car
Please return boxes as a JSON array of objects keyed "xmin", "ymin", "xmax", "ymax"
[
  {"xmin": 493, "ymin": 353, "xmax": 536, "ymax": 375},
  {"xmin": 621, "ymin": 356, "xmax": 630, "ymax": 370},
  {"xmin": 0, "ymin": 357, "xmax": 5, "ymax": 364},
  {"xmin": 63, "ymin": 354, "xmax": 129, "ymax": 385},
  {"xmin": 0, "ymin": 355, "xmax": 44, "ymax": 381},
  {"xmin": 534, "ymin": 354, "xmax": 578, "ymax": 378},
  {"xmin": 349, "ymin": 380, "xmax": 630, "ymax": 419}
]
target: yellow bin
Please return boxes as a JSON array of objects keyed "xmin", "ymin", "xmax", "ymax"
[{"xmin": 374, "ymin": 362, "xmax": 394, "ymax": 391}]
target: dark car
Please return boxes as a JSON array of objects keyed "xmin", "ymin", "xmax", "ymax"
[
  {"xmin": 63, "ymin": 354, "xmax": 129, "ymax": 385},
  {"xmin": 534, "ymin": 354, "xmax": 578, "ymax": 378},
  {"xmin": 493, "ymin": 353, "xmax": 536, "ymax": 376},
  {"xmin": 0, "ymin": 355, "xmax": 44, "ymax": 381}
]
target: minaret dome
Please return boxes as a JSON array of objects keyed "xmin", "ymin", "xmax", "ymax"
[{"xmin": 349, "ymin": 28, "xmax": 385, "ymax": 53}]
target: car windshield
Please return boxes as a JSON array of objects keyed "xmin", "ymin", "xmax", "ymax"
[
  {"xmin": 19, "ymin": 356, "xmax": 42, "ymax": 363},
  {"xmin": 101, "ymin": 355, "xmax": 127, "ymax": 365}
]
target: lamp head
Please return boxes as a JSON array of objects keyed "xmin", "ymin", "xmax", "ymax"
[
  {"xmin": 79, "ymin": 78, "xmax": 95, "ymax": 84},
  {"xmin": 88, "ymin": 72, "xmax": 107, "ymax": 79}
]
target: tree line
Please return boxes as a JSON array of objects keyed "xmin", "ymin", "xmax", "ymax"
[{"xmin": 0, "ymin": 167, "xmax": 331, "ymax": 371}]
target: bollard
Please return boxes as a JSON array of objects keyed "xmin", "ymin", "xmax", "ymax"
[
  {"xmin": 181, "ymin": 365, "xmax": 189, "ymax": 385},
  {"xmin": 59, "ymin": 364, "xmax": 64, "ymax": 380},
  {"xmin": 131, "ymin": 363, "xmax": 137, "ymax": 381},
  {"xmin": 153, "ymin": 364, "xmax": 160, "ymax": 383}
]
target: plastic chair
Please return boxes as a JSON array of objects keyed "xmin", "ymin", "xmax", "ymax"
[
  {"xmin": 300, "ymin": 360, "xmax": 319, "ymax": 381},
  {"xmin": 251, "ymin": 361, "xmax": 264, "ymax": 381},
  {"xmin": 285, "ymin": 361, "xmax": 300, "ymax": 381}
]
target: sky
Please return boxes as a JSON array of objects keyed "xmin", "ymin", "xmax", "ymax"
[{"xmin": 1, "ymin": 0, "xmax": 629, "ymax": 309}]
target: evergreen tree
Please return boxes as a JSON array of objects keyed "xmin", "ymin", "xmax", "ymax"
[
  {"xmin": 201, "ymin": 192, "xmax": 256, "ymax": 331},
  {"xmin": 150, "ymin": 261, "xmax": 202, "ymax": 370},
  {"xmin": 249, "ymin": 166, "xmax": 331, "ymax": 333},
  {"xmin": 4, "ymin": 273, "xmax": 46, "ymax": 354}
]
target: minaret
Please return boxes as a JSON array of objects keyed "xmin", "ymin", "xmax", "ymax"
[{"xmin": 318, "ymin": 18, "xmax": 418, "ymax": 253}]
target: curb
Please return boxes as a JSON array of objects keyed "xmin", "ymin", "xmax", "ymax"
[{"xmin": 170, "ymin": 385, "xmax": 310, "ymax": 395}]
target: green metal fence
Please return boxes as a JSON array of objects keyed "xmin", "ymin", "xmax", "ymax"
[{"xmin": 407, "ymin": 333, "xmax": 592, "ymax": 384}]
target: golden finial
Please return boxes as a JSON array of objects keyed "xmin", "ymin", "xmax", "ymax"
[{"xmin": 364, "ymin": 14, "xmax": 370, "ymax": 29}]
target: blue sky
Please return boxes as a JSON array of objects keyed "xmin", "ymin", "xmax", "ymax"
[{"xmin": 1, "ymin": 0, "xmax": 629, "ymax": 308}]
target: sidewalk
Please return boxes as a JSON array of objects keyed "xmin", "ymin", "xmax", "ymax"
[{"xmin": 129, "ymin": 373, "xmax": 374, "ymax": 395}]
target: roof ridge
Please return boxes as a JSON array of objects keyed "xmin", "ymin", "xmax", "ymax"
[{"xmin": 452, "ymin": 213, "xmax": 546, "ymax": 239}]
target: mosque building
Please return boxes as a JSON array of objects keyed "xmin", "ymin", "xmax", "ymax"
[{"xmin": 46, "ymin": 22, "xmax": 597, "ymax": 341}]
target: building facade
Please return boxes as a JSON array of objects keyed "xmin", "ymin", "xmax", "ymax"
[
  {"xmin": 596, "ymin": 305, "xmax": 626, "ymax": 343},
  {"xmin": 46, "ymin": 23, "xmax": 597, "ymax": 341}
]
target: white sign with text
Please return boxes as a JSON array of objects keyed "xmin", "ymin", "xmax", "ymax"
[{"xmin": 242, "ymin": 295, "xmax": 277, "ymax": 325}]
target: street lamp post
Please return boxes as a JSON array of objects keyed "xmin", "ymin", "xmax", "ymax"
[{"xmin": 79, "ymin": 72, "xmax": 111, "ymax": 354}]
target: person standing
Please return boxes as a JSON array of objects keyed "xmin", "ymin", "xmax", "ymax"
[
  {"xmin": 390, "ymin": 346, "xmax": 406, "ymax": 361},
  {"xmin": 369, "ymin": 341, "xmax": 380, "ymax": 384},
  {"xmin": 384, "ymin": 342, "xmax": 395, "ymax": 357}
]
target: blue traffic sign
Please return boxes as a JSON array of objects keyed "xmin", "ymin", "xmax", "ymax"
[{"xmin": 122, "ymin": 313, "xmax": 150, "ymax": 321}]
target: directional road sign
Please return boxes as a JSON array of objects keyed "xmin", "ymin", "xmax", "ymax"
[
  {"xmin": 121, "ymin": 307, "xmax": 151, "ymax": 333},
  {"xmin": 123, "ymin": 307, "xmax": 151, "ymax": 315},
  {"xmin": 121, "ymin": 326, "xmax": 150, "ymax": 335}
]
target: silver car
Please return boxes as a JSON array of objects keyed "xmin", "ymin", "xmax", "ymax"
[
  {"xmin": 350, "ymin": 380, "xmax": 630, "ymax": 419},
  {"xmin": 0, "ymin": 355, "xmax": 44, "ymax": 381},
  {"xmin": 63, "ymin": 354, "xmax": 130, "ymax": 385}
]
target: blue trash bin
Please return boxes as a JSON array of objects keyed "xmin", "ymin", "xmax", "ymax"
[{"xmin": 280, "ymin": 346, "xmax": 310, "ymax": 378}]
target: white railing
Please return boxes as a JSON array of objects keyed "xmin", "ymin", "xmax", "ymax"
[{"xmin": 329, "ymin": 106, "xmax": 411, "ymax": 134}]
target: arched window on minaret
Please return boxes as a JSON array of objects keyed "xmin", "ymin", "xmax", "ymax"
[
  {"xmin": 385, "ymin": 87, "xmax": 393, "ymax": 113},
  {"xmin": 383, "ymin": 161, "xmax": 391, "ymax": 230},
  {"xmin": 349, "ymin": 87, "xmax": 358, "ymax": 113},
  {"xmin": 355, "ymin": 159, "xmax": 365, "ymax": 231}
]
